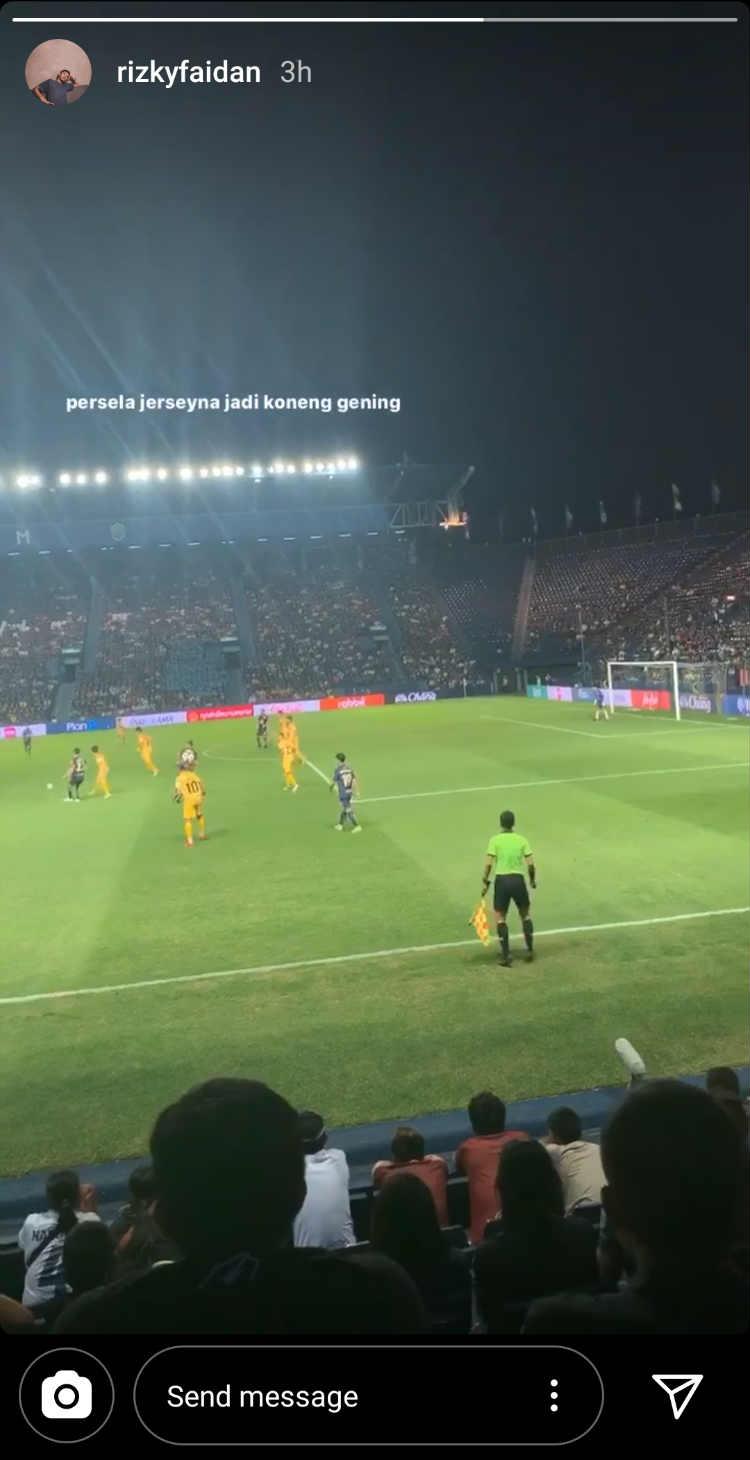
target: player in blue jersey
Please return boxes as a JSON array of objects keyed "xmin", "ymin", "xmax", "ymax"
[
  {"xmin": 594, "ymin": 686, "xmax": 609, "ymax": 722},
  {"xmin": 330, "ymin": 752, "xmax": 362, "ymax": 832}
]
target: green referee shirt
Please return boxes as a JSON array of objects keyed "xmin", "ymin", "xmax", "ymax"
[{"xmin": 486, "ymin": 831, "xmax": 532, "ymax": 875}]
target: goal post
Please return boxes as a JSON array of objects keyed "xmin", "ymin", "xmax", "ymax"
[
  {"xmin": 606, "ymin": 661, "xmax": 728, "ymax": 720},
  {"xmin": 606, "ymin": 660, "xmax": 681, "ymax": 720}
]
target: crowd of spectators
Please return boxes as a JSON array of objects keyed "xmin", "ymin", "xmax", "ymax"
[
  {"xmin": 0, "ymin": 563, "xmax": 88, "ymax": 722},
  {"xmin": 246, "ymin": 569, "xmax": 393, "ymax": 700},
  {"xmin": 1, "ymin": 527, "xmax": 748, "ymax": 719},
  {"xmin": 389, "ymin": 585, "xmax": 476, "ymax": 690},
  {"xmin": 2, "ymin": 1067, "xmax": 745, "ymax": 1337},
  {"xmin": 602, "ymin": 532, "xmax": 750, "ymax": 667},
  {"xmin": 441, "ymin": 569, "xmax": 519, "ymax": 671},
  {"xmin": 72, "ymin": 552, "xmax": 236, "ymax": 715},
  {"xmin": 527, "ymin": 538, "xmax": 721, "ymax": 641}
]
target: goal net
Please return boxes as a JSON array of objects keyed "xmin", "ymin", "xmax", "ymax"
[{"xmin": 606, "ymin": 661, "xmax": 726, "ymax": 720}]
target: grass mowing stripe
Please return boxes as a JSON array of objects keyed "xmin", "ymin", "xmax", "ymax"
[
  {"xmin": 359, "ymin": 761, "xmax": 747, "ymax": 805},
  {"xmin": 2, "ymin": 906, "xmax": 747, "ymax": 1007}
]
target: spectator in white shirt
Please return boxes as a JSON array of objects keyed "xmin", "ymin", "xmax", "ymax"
[
  {"xmin": 542, "ymin": 1108, "xmax": 605, "ymax": 1214},
  {"xmin": 18, "ymin": 1170, "xmax": 101, "ymax": 1309},
  {"xmin": 292, "ymin": 1111, "xmax": 355, "ymax": 1250}
]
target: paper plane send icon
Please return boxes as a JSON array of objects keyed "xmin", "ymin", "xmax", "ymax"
[{"xmin": 652, "ymin": 1375, "xmax": 703, "ymax": 1420}]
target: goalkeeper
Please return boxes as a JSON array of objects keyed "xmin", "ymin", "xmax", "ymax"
[{"xmin": 481, "ymin": 810, "xmax": 537, "ymax": 968}]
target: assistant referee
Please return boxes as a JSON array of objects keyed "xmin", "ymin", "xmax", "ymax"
[{"xmin": 481, "ymin": 809, "xmax": 537, "ymax": 967}]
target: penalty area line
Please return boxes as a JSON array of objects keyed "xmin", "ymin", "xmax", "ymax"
[{"xmin": 1, "ymin": 906, "xmax": 747, "ymax": 1008}]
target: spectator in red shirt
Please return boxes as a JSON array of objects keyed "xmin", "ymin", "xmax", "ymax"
[
  {"xmin": 372, "ymin": 1127, "xmax": 449, "ymax": 1226},
  {"xmin": 455, "ymin": 1092, "xmax": 530, "ymax": 1243}
]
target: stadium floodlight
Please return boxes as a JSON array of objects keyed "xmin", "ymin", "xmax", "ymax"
[
  {"xmin": 178, "ymin": 466, "xmax": 194, "ymax": 481},
  {"xmin": 199, "ymin": 467, "xmax": 209, "ymax": 479},
  {"xmin": 94, "ymin": 470, "xmax": 108, "ymax": 484},
  {"xmin": 326, "ymin": 461, "xmax": 335, "ymax": 474},
  {"xmin": 211, "ymin": 465, "xmax": 222, "ymax": 478},
  {"xmin": 347, "ymin": 455, "xmax": 359, "ymax": 470},
  {"xmin": 76, "ymin": 473, "xmax": 88, "ymax": 485},
  {"xmin": 59, "ymin": 472, "xmax": 72, "ymax": 485},
  {"xmin": 272, "ymin": 459, "xmax": 285, "ymax": 474},
  {"xmin": 286, "ymin": 464, "xmax": 296, "ymax": 474},
  {"xmin": 234, "ymin": 465, "xmax": 244, "ymax": 476},
  {"xmin": 303, "ymin": 461, "xmax": 313, "ymax": 473},
  {"xmin": 315, "ymin": 460, "xmax": 325, "ymax": 472},
  {"xmin": 336, "ymin": 457, "xmax": 347, "ymax": 470},
  {"xmin": 251, "ymin": 463, "xmax": 263, "ymax": 477},
  {"xmin": 221, "ymin": 464, "xmax": 234, "ymax": 477},
  {"xmin": 156, "ymin": 468, "xmax": 168, "ymax": 481}
]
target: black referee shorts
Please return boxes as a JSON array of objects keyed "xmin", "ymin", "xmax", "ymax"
[{"xmin": 493, "ymin": 874, "xmax": 530, "ymax": 915}]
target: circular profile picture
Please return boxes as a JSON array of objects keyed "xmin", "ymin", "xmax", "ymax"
[{"xmin": 25, "ymin": 39, "xmax": 92, "ymax": 108}]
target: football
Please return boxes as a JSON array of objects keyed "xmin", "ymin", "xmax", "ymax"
[{"xmin": 46, "ymin": 783, "xmax": 53, "ymax": 791}]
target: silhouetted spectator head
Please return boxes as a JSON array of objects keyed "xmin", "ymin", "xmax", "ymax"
[
  {"xmin": 372, "ymin": 1173, "xmax": 444, "ymax": 1273},
  {"xmin": 706, "ymin": 1067, "xmax": 741, "ymax": 1098},
  {"xmin": 710, "ymin": 1091, "xmax": 749, "ymax": 1149},
  {"xmin": 128, "ymin": 1164, "xmax": 157, "ymax": 1208},
  {"xmin": 468, "ymin": 1092, "xmax": 506, "ymax": 1136},
  {"xmin": 497, "ymin": 1140, "xmax": 564, "ymax": 1230},
  {"xmin": 46, "ymin": 1170, "xmax": 81, "ymax": 1236},
  {"xmin": 298, "ymin": 1111, "xmax": 327, "ymax": 1155},
  {"xmin": 391, "ymin": 1126, "xmax": 425, "ymax": 1163},
  {"xmin": 63, "ymin": 1222, "xmax": 115, "ymax": 1296},
  {"xmin": 601, "ymin": 1080, "xmax": 743, "ymax": 1269},
  {"xmin": 547, "ymin": 1108, "xmax": 583, "ymax": 1146},
  {"xmin": 150, "ymin": 1078, "xmax": 305, "ymax": 1261}
]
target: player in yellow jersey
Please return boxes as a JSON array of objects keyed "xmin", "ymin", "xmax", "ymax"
[
  {"xmin": 277, "ymin": 719, "xmax": 298, "ymax": 792},
  {"xmin": 116, "ymin": 717, "xmax": 127, "ymax": 744},
  {"xmin": 284, "ymin": 715, "xmax": 304, "ymax": 765},
  {"xmin": 174, "ymin": 767, "xmax": 207, "ymax": 847},
  {"xmin": 136, "ymin": 726, "xmax": 159, "ymax": 775},
  {"xmin": 89, "ymin": 745, "xmax": 112, "ymax": 798}
]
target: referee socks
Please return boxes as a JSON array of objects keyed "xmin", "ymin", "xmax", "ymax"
[
  {"xmin": 522, "ymin": 918, "xmax": 534, "ymax": 952},
  {"xmin": 498, "ymin": 924, "xmax": 510, "ymax": 963}
]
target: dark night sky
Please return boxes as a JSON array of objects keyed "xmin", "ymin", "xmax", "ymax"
[{"xmin": 1, "ymin": 2, "xmax": 747, "ymax": 538}]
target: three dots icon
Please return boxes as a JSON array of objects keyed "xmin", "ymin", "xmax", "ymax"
[{"xmin": 550, "ymin": 1379, "xmax": 559, "ymax": 1414}]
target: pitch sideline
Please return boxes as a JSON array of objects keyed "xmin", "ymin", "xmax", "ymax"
[{"xmin": 1, "ymin": 905, "xmax": 747, "ymax": 1008}]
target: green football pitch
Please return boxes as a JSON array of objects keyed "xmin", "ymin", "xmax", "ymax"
[{"xmin": 1, "ymin": 697, "xmax": 747, "ymax": 1177}]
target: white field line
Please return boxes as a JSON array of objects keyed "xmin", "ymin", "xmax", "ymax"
[
  {"xmin": 302, "ymin": 756, "xmax": 333, "ymax": 786},
  {"xmin": 481, "ymin": 713, "xmax": 750, "ymax": 740},
  {"xmin": 359, "ymin": 761, "xmax": 747, "ymax": 805},
  {"xmin": 1, "ymin": 907, "xmax": 747, "ymax": 1009}
]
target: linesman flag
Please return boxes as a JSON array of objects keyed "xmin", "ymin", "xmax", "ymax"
[{"xmin": 469, "ymin": 900, "xmax": 492, "ymax": 947}]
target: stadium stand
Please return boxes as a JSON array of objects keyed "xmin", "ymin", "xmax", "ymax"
[
  {"xmin": 3, "ymin": 519, "xmax": 744, "ymax": 716},
  {"xmin": 607, "ymin": 531, "xmax": 750, "ymax": 665},
  {"xmin": 72, "ymin": 550, "xmax": 236, "ymax": 714},
  {"xmin": 522, "ymin": 526, "xmax": 749, "ymax": 674},
  {"xmin": 0, "ymin": 558, "xmax": 89, "ymax": 722},
  {"xmin": 245, "ymin": 564, "xmax": 394, "ymax": 699}
]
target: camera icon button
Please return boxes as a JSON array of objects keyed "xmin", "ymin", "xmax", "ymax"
[{"xmin": 19, "ymin": 1348, "xmax": 114, "ymax": 1444}]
